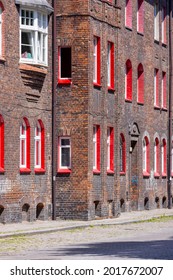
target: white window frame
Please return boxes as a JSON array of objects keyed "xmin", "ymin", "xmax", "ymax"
[
  {"xmin": 34, "ymin": 122, "xmax": 41, "ymax": 169},
  {"xmin": 20, "ymin": 121, "xmax": 27, "ymax": 168},
  {"xmin": 93, "ymin": 126, "xmax": 97, "ymax": 170},
  {"xmin": 93, "ymin": 37, "xmax": 97, "ymax": 83},
  {"xmin": 107, "ymin": 128, "xmax": 111, "ymax": 170},
  {"xmin": 20, "ymin": 7, "xmax": 48, "ymax": 65},
  {"xmin": 59, "ymin": 137, "xmax": 71, "ymax": 169},
  {"xmin": 154, "ymin": 68, "xmax": 159, "ymax": 106},
  {"xmin": 143, "ymin": 138, "xmax": 147, "ymax": 172},
  {"xmin": 154, "ymin": 2, "xmax": 159, "ymax": 41},
  {"xmin": 107, "ymin": 42, "xmax": 111, "ymax": 87},
  {"xmin": 161, "ymin": 6, "xmax": 166, "ymax": 44}
]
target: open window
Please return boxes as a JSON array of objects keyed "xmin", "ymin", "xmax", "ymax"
[{"xmin": 58, "ymin": 47, "xmax": 72, "ymax": 84}]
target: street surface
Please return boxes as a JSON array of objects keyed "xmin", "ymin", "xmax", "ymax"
[{"xmin": 0, "ymin": 219, "xmax": 173, "ymax": 260}]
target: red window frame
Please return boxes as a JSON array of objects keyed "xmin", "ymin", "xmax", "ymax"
[
  {"xmin": 161, "ymin": 5, "xmax": 167, "ymax": 44},
  {"xmin": 137, "ymin": 0, "xmax": 144, "ymax": 34},
  {"xmin": 154, "ymin": 68, "xmax": 159, "ymax": 108},
  {"xmin": 143, "ymin": 136, "xmax": 150, "ymax": 176},
  {"xmin": 120, "ymin": 133, "xmax": 126, "ymax": 174},
  {"xmin": 154, "ymin": 137, "xmax": 160, "ymax": 177},
  {"xmin": 107, "ymin": 42, "xmax": 114, "ymax": 90},
  {"xmin": 125, "ymin": 59, "xmax": 132, "ymax": 101},
  {"xmin": 20, "ymin": 117, "xmax": 30, "ymax": 173},
  {"xmin": 93, "ymin": 36, "xmax": 101, "ymax": 87},
  {"xmin": 137, "ymin": 63, "xmax": 144, "ymax": 104},
  {"xmin": 107, "ymin": 127, "xmax": 114, "ymax": 174},
  {"xmin": 34, "ymin": 120, "xmax": 45, "ymax": 173},
  {"xmin": 57, "ymin": 136, "xmax": 71, "ymax": 174},
  {"xmin": 162, "ymin": 138, "xmax": 167, "ymax": 177},
  {"xmin": 93, "ymin": 125, "xmax": 100, "ymax": 174},
  {"xmin": 0, "ymin": 114, "xmax": 4, "ymax": 172},
  {"xmin": 162, "ymin": 71, "xmax": 167, "ymax": 109},
  {"xmin": 125, "ymin": 0, "xmax": 132, "ymax": 29},
  {"xmin": 58, "ymin": 47, "xmax": 72, "ymax": 85}
]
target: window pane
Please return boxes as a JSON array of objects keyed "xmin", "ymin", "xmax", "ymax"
[
  {"xmin": 61, "ymin": 48, "xmax": 72, "ymax": 78},
  {"xmin": 61, "ymin": 147, "xmax": 70, "ymax": 167},
  {"xmin": 21, "ymin": 32, "xmax": 33, "ymax": 58},
  {"xmin": 61, "ymin": 139, "xmax": 70, "ymax": 146}
]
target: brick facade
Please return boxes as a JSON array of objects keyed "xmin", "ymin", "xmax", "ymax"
[
  {"xmin": 55, "ymin": 0, "xmax": 173, "ymax": 220},
  {"xmin": 0, "ymin": 0, "xmax": 53, "ymax": 223}
]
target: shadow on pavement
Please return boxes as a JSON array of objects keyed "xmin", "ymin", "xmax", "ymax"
[{"xmin": 46, "ymin": 238, "xmax": 173, "ymax": 260}]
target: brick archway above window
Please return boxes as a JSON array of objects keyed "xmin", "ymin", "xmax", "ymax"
[{"xmin": 15, "ymin": 0, "xmax": 53, "ymax": 14}]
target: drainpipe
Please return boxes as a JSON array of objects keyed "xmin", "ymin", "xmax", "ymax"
[
  {"xmin": 52, "ymin": 0, "xmax": 57, "ymax": 219},
  {"xmin": 168, "ymin": 0, "xmax": 172, "ymax": 209}
]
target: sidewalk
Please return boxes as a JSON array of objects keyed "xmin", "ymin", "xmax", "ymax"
[{"xmin": 1, "ymin": 208, "xmax": 173, "ymax": 239}]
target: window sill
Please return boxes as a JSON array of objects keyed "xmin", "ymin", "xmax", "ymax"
[
  {"xmin": 0, "ymin": 57, "xmax": 6, "ymax": 63},
  {"xmin": 143, "ymin": 171, "xmax": 150, "ymax": 177},
  {"xmin": 125, "ymin": 26, "xmax": 132, "ymax": 31},
  {"xmin": 120, "ymin": 171, "xmax": 126, "ymax": 176},
  {"xmin": 20, "ymin": 168, "xmax": 31, "ymax": 174},
  {"xmin": 108, "ymin": 86, "xmax": 115, "ymax": 92},
  {"xmin": 154, "ymin": 172, "xmax": 160, "ymax": 178},
  {"xmin": 0, "ymin": 167, "xmax": 5, "ymax": 174},
  {"xmin": 19, "ymin": 63, "xmax": 48, "ymax": 75},
  {"xmin": 57, "ymin": 169, "xmax": 71, "ymax": 174},
  {"xmin": 161, "ymin": 107, "xmax": 167, "ymax": 111},
  {"xmin": 154, "ymin": 105, "xmax": 160, "ymax": 110},
  {"xmin": 125, "ymin": 98, "xmax": 132, "ymax": 103},
  {"xmin": 162, "ymin": 42, "xmax": 167, "ymax": 47},
  {"xmin": 58, "ymin": 79, "xmax": 72, "ymax": 85},
  {"xmin": 154, "ymin": 39, "xmax": 159, "ymax": 45},
  {"xmin": 93, "ymin": 82, "xmax": 101, "ymax": 89},
  {"xmin": 34, "ymin": 168, "xmax": 46, "ymax": 174},
  {"xmin": 162, "ymin": 173, "xmax": 167, "ymax": 178},
  {"xmin": 137, "ymin": 31, "xmax": 144, "ymax": 36},
  {"xmin": 137, "ymin": 102, "xmax": 144, "ymax": 106},
  {"xmin": 93, "ymin": 169, "xmax": 100, "ymax": 175},
  {"xmin": 107, "ymin": 170, "xmax": 114, "ymax": 175}
]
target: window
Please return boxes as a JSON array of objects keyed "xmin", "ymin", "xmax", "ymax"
[
  {"xmin": 137, "ymin": 63, "xmax": 144, "ymax": 104},
  {"xmin": 0, "ymin": 2, "xmax": 4, "ymax": 58},
  {"xmin": 120, "ymin": 134, "xmax": 126, "ymax": 174},
  {"xmin": 137, "ymin": 0, "xmax": 144, "ymax": 34},
  {"xmin": 171, "ymin": 140, "xmax": 173, "ymax": 176},
  {"xmin": 125, "ymin": 60, "xmax": 132, "ymax": 101},
  {"xmin": 107, "ymin": 127, "xmax": 114, "ymax": 173},
  {"xmin": 143, "ymin": 136, "xmax": 150, "ymax": 176},
  {"xmin": 58, "ymin": 47, "xmax": 72, "ymax": 84},
  {"xmin": 34, "ymin": 120, "xmax": 45, "ymax": 172},
  {"xmin": 20, "ymin": 118, "xmax": 30, "ymax": 172},
  {"xmin": 154, "ymin": 68, "xmax": 159, "ymax": 107},
  {"xmin": 20, "ymin": 8, "xmax": 48, "ymax": 65},
  {"xmin": 161, "ymin": 5, "xmax": 166, "ymax": 44},
  {"xmin": 93, "ymin": 125, "xmax": 100, "ymax": 173},
  {"xmin": 0, "ymin": 115, "xmax": 4, "ymax": 172},
  {"xmin": 125, "ymin": 0, "xmax": 132, "ymax": 29},
  {"xmin": 93, "ymin": 36, "xmax": 101, "ymax": 86},
  {"xmin": 161, "ymin": 71, "xmax": 167, "ymax": 109},
  {"xmin": 58, "ymin": 137, "xmax": 71, "ymax": 173},
  {"xmin": 107, "ymin": 42, "xmax": 114, "ymax": 90},
  {"xmin": 161, "ymin": 138, "xmax": 167, "ymax": 176},
  {"xmin": 154, "ymin": 137, "xmax": 160, "ymax": 176},
  {"xmin": 154, "ymin": 1, "xmax": 159, "ymax": 41}
]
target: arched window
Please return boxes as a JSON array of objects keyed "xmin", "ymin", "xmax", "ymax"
[
  {"xmin": 125, "ymin": 60, "xmax": 132, "ymax": 101},
  {"xmin": 120, "ymin": 133, "xmax": 126, "ymax": 174},
  {"xmin": 137, "ymin": 63, "xmax": 144, "ymax": 104},
  {"xmin": 125, "ymin": 0, "xmax": 132, "ymax": 29},
  {"xmin": 0, "ymin": 2, "xmax": 4, "ymax": 57},
  {"xmin": 107, "ymin": 127, "xmax": 114, "ymax": 173},
  {"xmin": 20, "ymin": 117, "xmax": 30, "ymax": 172},
  {"xmin": 137, "ymin": 0, "xmax": 144, "ymax": 34},
  {"xmin": 143, "ymin": 136, "xmax": 150, "ymax": 175},
  {"xmin": 0, "ymin": 114, "xmax": 4, "ymax": 172},
  {"xmin": 161, "ymin": 138, "xmax": 167, "ymax": 176},
  {"xmin": 154, "ymin": 137, "xmax": 159, "ymax": 176},
  {"xmin": 34, "ymin": 120, "xmax": 45, "ymax": 172}
]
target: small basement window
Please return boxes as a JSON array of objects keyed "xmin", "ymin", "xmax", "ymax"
[{"xmin": 58, "ymin": 47, "xmax": 72, "ymax": 84}]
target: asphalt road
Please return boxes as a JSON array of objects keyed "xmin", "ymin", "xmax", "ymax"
[{"xmin": 1, "ymin": 219, "xmax": 173, "ymax": 260}]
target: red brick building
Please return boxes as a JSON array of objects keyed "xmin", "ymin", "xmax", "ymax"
[
  {"xmin": 0, "ymin": 0, "xmax": 53, "ymax": 223},
  {"xmin": 54, "ymin": 0, "xmax": 173, "ymax": 220}
]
